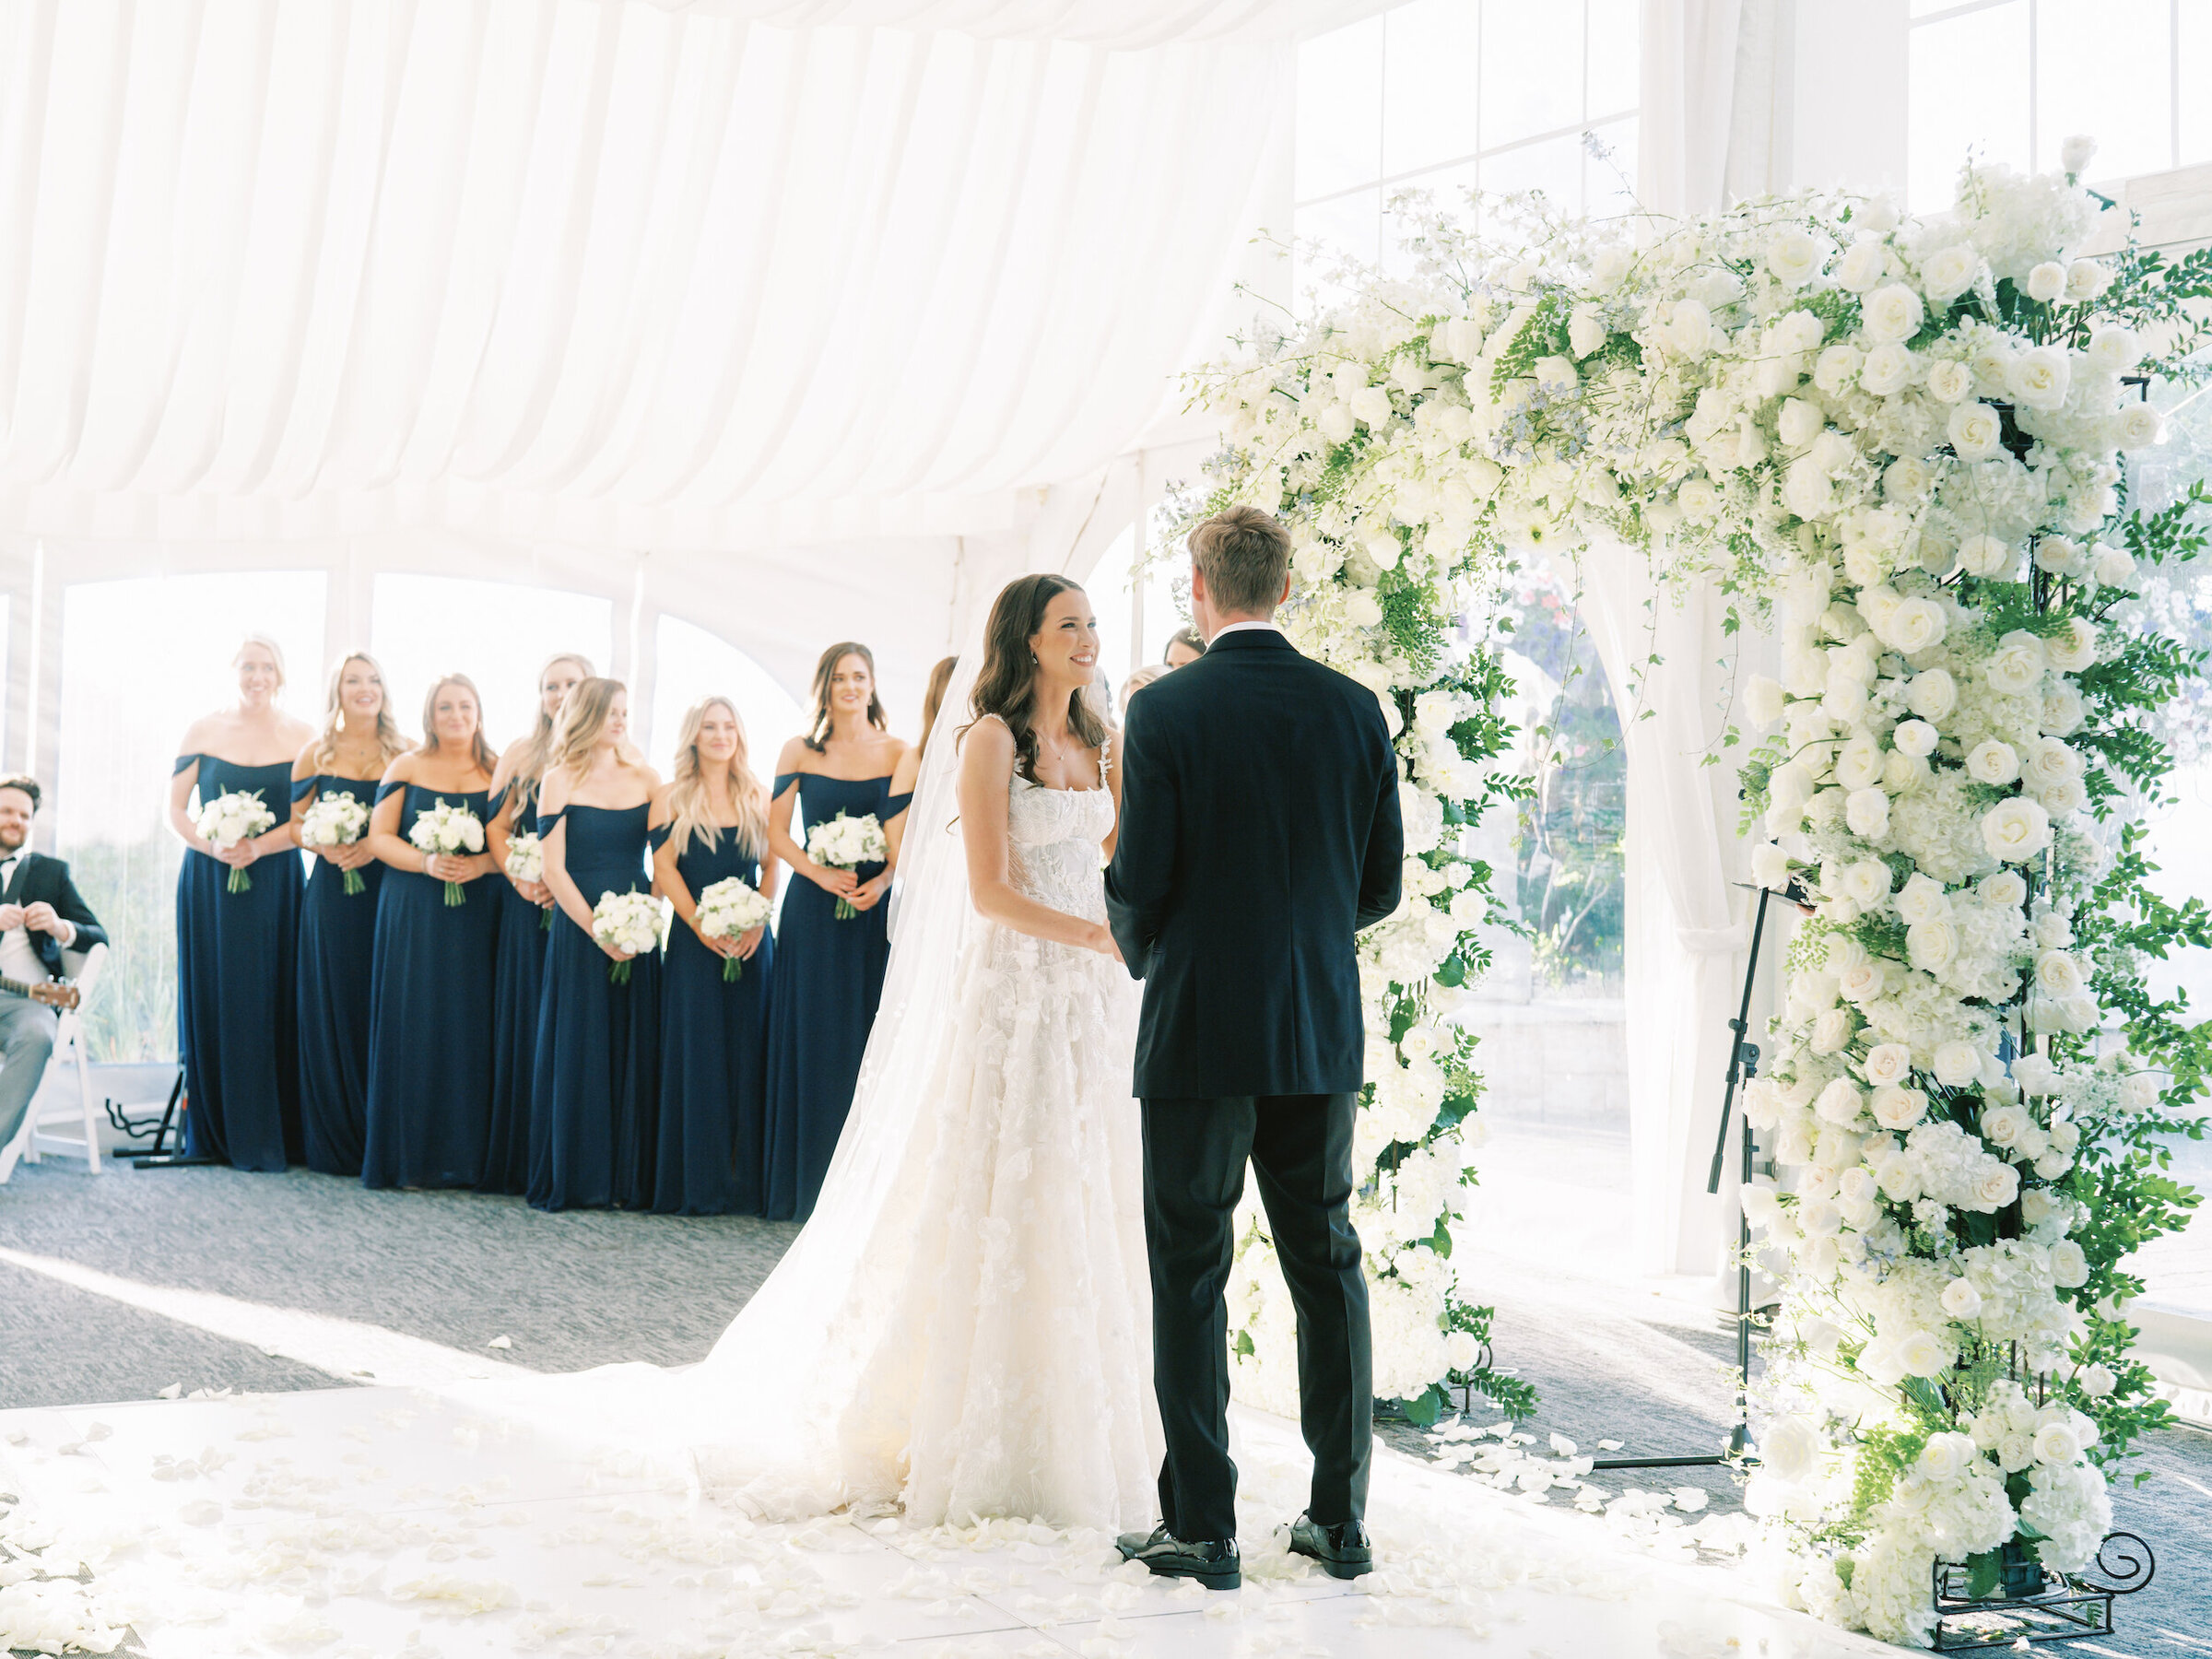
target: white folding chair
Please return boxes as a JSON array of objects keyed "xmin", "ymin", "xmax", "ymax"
[{"xmin": 21, "ymin": 940, "xmax": 110, "ymax": 1174}]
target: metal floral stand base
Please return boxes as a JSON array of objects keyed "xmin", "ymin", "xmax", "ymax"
[{"xmin": 1930, "ymin": 1534, "xmax": 2155, "ymax": 1650}]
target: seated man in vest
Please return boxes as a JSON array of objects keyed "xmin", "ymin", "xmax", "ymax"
[{"xmin": 0, "ymin": 774, "xmax": 109, "ymax": 1180}]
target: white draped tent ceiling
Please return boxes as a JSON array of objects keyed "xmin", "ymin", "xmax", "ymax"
[{"xmin": 0, "ymin": 0, "xmax": 1394, "ymax": 707}]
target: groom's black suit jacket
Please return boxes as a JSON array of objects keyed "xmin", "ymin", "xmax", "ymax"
[
  {"xmin": 0, "ymin": 850, "xmax": 110, "ymax": 980},
  {"xmin": 1105, "ymin": 627, "xmax": 1403, "ymax": 1100}
]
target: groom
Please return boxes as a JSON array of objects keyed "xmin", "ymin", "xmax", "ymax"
[{"xmin": 1105, "ymin": 506, "xmax": 1404, "ymax": 1591}]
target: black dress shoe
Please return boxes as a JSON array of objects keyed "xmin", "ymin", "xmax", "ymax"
[
  {"xmin": 1114, "ymin": 1524, "xmax": 1241, "ymax": 1590},
  {"xmin": 1286, "ymin": 1512, "xmax": 1372, "ymax": 1580}
]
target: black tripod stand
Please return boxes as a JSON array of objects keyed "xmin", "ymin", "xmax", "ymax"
[{"xmin": 1588, "ymin": 880, "xmax": 1781, "ymax": 1473}]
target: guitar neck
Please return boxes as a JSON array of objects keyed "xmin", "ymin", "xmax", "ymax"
[{"xmin": 0, "ymin": 971, "xmax": 76, "ymax": 1009}]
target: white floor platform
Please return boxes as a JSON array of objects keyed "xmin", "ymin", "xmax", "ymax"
[{"xmin": 2, "ymin": 1383, "xmax": 1897, "ymax": 1658}]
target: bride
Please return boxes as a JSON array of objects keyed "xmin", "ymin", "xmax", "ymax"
[{"xmin": 674, "ymin": 571, "xmax": 1162, "ymax": 1532}]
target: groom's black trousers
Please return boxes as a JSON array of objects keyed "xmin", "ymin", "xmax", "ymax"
[{"xmin": 1140, "ymin": 1092, "xmax": 1372, "ymax": 1543}]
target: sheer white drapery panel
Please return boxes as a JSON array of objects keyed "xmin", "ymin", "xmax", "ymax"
[
  {"xmin": 0, "ymin": 0, "xmax": 1295, "ymax": 549},
  {"xmin": 619, "ymin": 0, "xmax": 1398, "ymax": 45}
]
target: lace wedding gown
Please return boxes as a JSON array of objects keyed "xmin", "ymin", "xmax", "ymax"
[{"xmin": 684, "ymin": 765, "xmax": 1162, "ymax": 1533}]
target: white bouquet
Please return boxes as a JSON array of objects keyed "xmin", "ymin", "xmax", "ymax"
[
  {"xmin": 195, "ymin": 789, "xmax": 277, "ymax": 894},
  {"xmin": 694, "ymin": 876, "xmax": 772, "ymax": 982},
  {"xmin": 805, "ymin": 811, "xmax": 887, "ymax": 920},
  {"xmin": 407, "ymin": 798, "xmax": 486, "ymax": 907},
  {"xmin": 503, "ymin": 830, "xmax": 550, "ymax": 929},
  {"xmin": 298, "ymin": 792, "xmax": 371, "ymax": 896},
  {"xmin": 592, "ymin": 888, "xmax": 663, "ymax": 984}
]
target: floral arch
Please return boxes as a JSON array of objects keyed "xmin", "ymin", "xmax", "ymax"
[{"xmin": 1183, "ymin": 158, "xmax": 2212, "ymax": 1645}]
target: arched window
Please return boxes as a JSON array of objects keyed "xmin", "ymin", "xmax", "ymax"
[{"xmin": 648, "ymin": 616, "xmax": 802, "ymax": 776}]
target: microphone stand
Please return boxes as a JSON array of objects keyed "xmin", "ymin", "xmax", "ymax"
[{"xmin": 1589, "ymin": 880, "xmax": 1781, "ymax": 1473}]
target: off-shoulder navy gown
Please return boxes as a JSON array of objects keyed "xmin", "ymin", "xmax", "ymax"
[
  {"xmin": 294, "ymin": 774, "xmax": 383, "ymax": 1177},
  {"xmin": 528, "ymin": 803, "xmax": 660, "ymax": 1212},
  {"xmin": 652, "ymin": 823, "xmax": 775, "ymax": 1216},
  {"xmin": 362, "ymin": 782, "xmax": 499, "ymax": 1188},
  {"xmin": 175, "ymin": 755, "xmax": 302, "ymax": 1171},
  {"xmin": 479, "ymin": 780, "xmax": 548, "ymax": 1196},
  {"xmin": 760, "ymin": 772, "xmax": 906, "ymax": 1221}
]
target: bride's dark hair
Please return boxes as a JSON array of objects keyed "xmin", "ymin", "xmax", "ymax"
[{"xmin": 960, "ymin": 574, "xmax": 1107, "ymax": 781}]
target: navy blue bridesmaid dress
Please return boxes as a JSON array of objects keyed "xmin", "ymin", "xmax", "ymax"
[
  {"xmin": 361, "ymin": 782, "xmax": 500, "ymax": 1188},
  {"xmin": 652, "ymin": 823, "xmax": 775, "ymax": 1216},
  {"xmin": 760, "ymin": 772, "xmax": 906, "ymax": 1221},
  {"xmin": 174, "ymin": 755, "xmax": 303, "ymax": 1171},
  {"xmin": 294, "ymin": 774, "xmax": 383, "ymax": 1177},
  {"xmin": 479, "ymin": 781, "xmax": 548, "ymax": 1196},
  {"xmin": 528, "ymin": 803, "xmax": 661, "ymax": 1212}
]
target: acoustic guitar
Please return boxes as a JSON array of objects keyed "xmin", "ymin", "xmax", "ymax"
[{"xmin": 1, "ymin": 973, "xmax": 79, "ymax": 1011}]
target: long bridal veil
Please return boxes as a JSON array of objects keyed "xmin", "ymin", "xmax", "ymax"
[{"xmin": 670, "ymin": 640, "xmax": 993, "ymax": 1510}]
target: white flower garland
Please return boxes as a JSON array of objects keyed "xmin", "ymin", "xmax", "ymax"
[{"xmin": 1185, "ymin": 154, "xmax": 2204, "ymax": 1644}]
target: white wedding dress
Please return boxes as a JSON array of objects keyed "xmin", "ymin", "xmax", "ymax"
[{"xmin": 667, "ymin": 747, "xmax": 1162, "ymax": 1534}]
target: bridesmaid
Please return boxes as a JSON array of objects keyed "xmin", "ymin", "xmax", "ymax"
[
  {"xmin": 360, "ymin": 675, "xmax": 501, "ymax": 1189},
  {"xmin": 288, "ymin": 653, "xmax": 409, "ymax": 1177},
  {"xmin": 761, "ymin": 642, "xmax": 912, "ymax": 1221},
  {"xmin": 529, "ymin": 678, "xmax": 663, "ymax": 1212},
  {"xmin": 479, "ymin": 652, "xmax": 594, "ymax": 1196},
  {"xmin": 169, "ymin": 637, "xmax": 314, "ymax": 1171},
  {"xmin": 650, "ymin": 698, "xmax": 777, "ymax": 1216}
]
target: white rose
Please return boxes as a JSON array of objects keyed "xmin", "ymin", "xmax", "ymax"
[
  {"xmin": 1907, "ymin": 914, "xmax": 1959, "ymax": 971},
  {"xmin": 1316, "ymin": 401, "xmax": 1357, "ymax": 445},
  {"xmin": 1956, "ymin": 533, "xmax": 2017, "ymax": 579},
  {"xmin": 1751, "ymin": 841, "xmax": 1794, "ymax": 890},
  {"xmin": 1777, "ymin": 397, "xmax": 1825, "ymax": 450},
  {"xmin": 1980, "ymin": 869, "xmax": 2029, "ymax": 909},
  {"xmin": 1813, "ymin": 344, "xmax": 1862, "ymax": 395},
  {"xmin": 1797, "ymin": 1197, "xmax": 1843, "ymax": 1239},
  {"xmin": 2045, "ymin": 616, "xmax": 2098, "ymax": 673},
  {"xmin": 2006, "ymin": 345, "xmax": 2071, "ymax": 412},
  {"xmin": 1589, "ymin": 243, "xmax": 1633, "ymax": 291},
  {"xmin": 1344, "ymin": 589, "xmax": 1383, "ymax": 628},
  {"xmin": 1920, "ymin": 245, "xmax": 1982, "ymax": 304},
  {"xmin": 1918, "ymin": 1430, "xmax": 1976, "ymax": 1478},
  {"xmin": 2036, "ymin": 776, "xmax": 2088, "ymax": 816},
  {"xmin": 1888, "ymin": 719, "xmax": 1936, "ymax": 760},
  {"xmin": 2011, "ymin": 1053, "xmax": 2057, "ymax": 1096},
  {"xmin": 1859, "ymin": 343, "xmax": 1914, "ymax": 397},
  {"xmin": 1349, "ymin": 384, "xmax": 1394, "ymax": 428},
  {"xmin": 2026, "ymin": 736, "xmax": 2084, "ymax": 792},
  {"xmin": 2093, "ymin": 544, "xmax": 2137, "ymax": 588},
  {"xmin": 1864, "ymin": 1042, "xmax": 1912, "ymax": 1087},
  {"xmin": 1975, "ymin": 1162, "xmax": 2021, "ymax": 1209},
  {"xmin": 1861, "ymin": 282, "xmax": 1924, "ymax": 344},
  {"xmin": 1907, "ymin": 668, "xmax": 1958, "ymax": 722},
  {"xmin": 1940, "ymin": 1278, "xmax": 1985, "ymax": 1321},
  {"xmin": 2078, "ymin": 1363, "xmax": 2117, "ymax": 1398},
  {"xmin": 2117, "ymin": 402, "xmax": 2165, "ymax": 449},
  {"xmin": 2060, "ymin": 134, "xmax": 2098, "ymax": 174},
  {"xmin": 1568, "ymin": 303, "xmax": 1608, "ymax": 359},
  {"xmin": 1784, "ymin": 454, "xmax": 1836, "ymax": 521},
  {"xmin": 1980, "ymin": 1101, "xmax": 2032, "ymax": 1150},
  {"xmin": 1815, "ymin": 1079, "xmax": 1865, "ymax": 1127},
  {"xmin": 1998, "ymin": 1431, "xmax": 2038, "ymax": 1473},
  {"xmin": 1886, "ymin": 596, "xmax": 1947, "ymax": 653},
  {"xmin": 1768, "ymin": 226, "xmax": 1823, "ymax": 288},
  {"xmin": 1898, "ymin": 1329, "xmax": 1949, "ymax": 1377},
  {"xmin": 1947, "ymin": 402, "xmax": 2006, "ymax": 463},
  {"xmin": 1743, "ymin": 674, "xmax": 1786, "ymax": 729},
  {"xmin": 1835, "ymin": 732, "xmax": 1885, "ymax": 792},
  {"xmin": 2025, "ymin": 262, "xmax": 2068, "ymax": 304},
  {"xmin": 1835, "ymin": 237, "xmax": 1888, "ymax": 293},
  {"xmin": 1966, "ymin": 739, "xmax": 2020, "ymax": 785},
  {"xmin": 1677, "ymin": 475, "xmax": 1721, "ymax": 519},
  {"xmin": 1983, "ymin": 630, "xmax": 2048, "ymax": 694},
  {"xmin": 2035, "ymin": 949, "xmax": 2085, "ymax": 998},
  {"xmin": 2033, "ymin": 1421, "xmax": 2081, "ymax": 1465},
  {"xmin": 1933, "ymin": 1041, "xmax": 1982, "ymax": 1087},
  {"xmin": 1846, "ymin": 787, "xmax": 1890, "ymax": 839},
  {"xmin": 1668, "ymin": 298, "xmax": 1714, "ymax": 359},
  {"xmin": 1760, "ymin": 1416, "xmax": 1820, "ymax": 1483},
  {"xmin": 2067, "ymin": 259, "xmax": 2113, "ymax": 304},
  {"xmin": 2087, "ymin": 324, "xmax": 2142, "ymax": 372},
  {"xmin": 1838, "ymin": 959, "xmax": 1887, "ymax": 1004},
  {"xmin": 2023, "ymin": 1188, "xmax": 2058, "ymax": 1226},
  {"xmin": 1872, "ymin": 1085, "xmax": 1927, "ymax": 1131},
  {"xmin": 1812, "ymin": 1006, "xmax": 1853, "ymax": 1054},
  {"xmin": 2035, "ymin": 536, "xmax": 2087, "ymax": 576},
  {"xmin": 2120, "ymin": 1072, "xmax": 2164, "ymax": 1113},
  {"xmin": 1923, "ymin": 359, "xmax": 1973, "ymax": 404},
  {"xmin": 1839, "ymin": 856, "xmax": 1892, "ymax": 906}
]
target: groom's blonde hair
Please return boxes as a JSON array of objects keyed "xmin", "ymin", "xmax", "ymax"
[{"xmin": 1191, "ymin": 506, "xmax": 1291, "ymax": 616}]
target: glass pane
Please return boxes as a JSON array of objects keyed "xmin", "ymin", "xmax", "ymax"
[
  {"xmin": 1381, "ymin": 0, "xmax": 1481, "ymax": 178},
  {"xmin": 369, "ymin": 575, "xmax": 614, "ymax": 758},
  {"xmin": 1481, "ymin": 131, "xmax": 1585, "ymax": 219},
  {"xmin": 2184, "ymin": 0, "xmax": 2212, "ymax": 165},
  {"xmin": 1907, "ymin": 4, "xmax": 2030, "ymax": 210},
  {"xmin": 1293, "ymin": 186, "xmax": 1382, "ymax": 300},
  {"xmin": 1480, "ymin": 0, "xmax": 1583, "ymax": 149},
  {"xmin": 55, "ymin": 571, "xmax": 328, "ymax": 1061},
  {"xmin": 1585, "ymin": 0, "xmax": 1641, "ymax": 117},
  {"xmin": 1295, "ymin": 15, "xmax": 1383, "ymax": 202},
  {"xmin": 1583, "ymin": 117, "xmax": 1640, "ymax": 222},
  {"xmin": 648, "ymin": 614, "xmax": 804, "ymax": 777},
  {"xmin": 2037, "ymin": 0, "xmax": 2172, "ymax": 180}
]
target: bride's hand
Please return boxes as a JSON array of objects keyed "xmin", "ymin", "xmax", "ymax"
[{"xmin": 1088, "ymin": 923, "xmax": 1123, "ymax": 962}]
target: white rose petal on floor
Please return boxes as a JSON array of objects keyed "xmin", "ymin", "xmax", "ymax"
[{"xmin": 2, "ymin": 1387, "xmax": 1892, "ymax": 1658}]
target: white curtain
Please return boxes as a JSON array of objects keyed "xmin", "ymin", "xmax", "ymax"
[{"xmin": 0, "ymin": 0, "xmax": 1300, "ymax": 552}]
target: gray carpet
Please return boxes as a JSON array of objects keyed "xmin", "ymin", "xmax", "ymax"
[{"xmin": 2, "ymin": 1159, "xmax": 2206, "ymax": 1653}]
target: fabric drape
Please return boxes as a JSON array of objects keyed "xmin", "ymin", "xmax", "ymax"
[{"xmin": 0, "ymin": 0, "xmax": 1296, "ymax": 550}]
